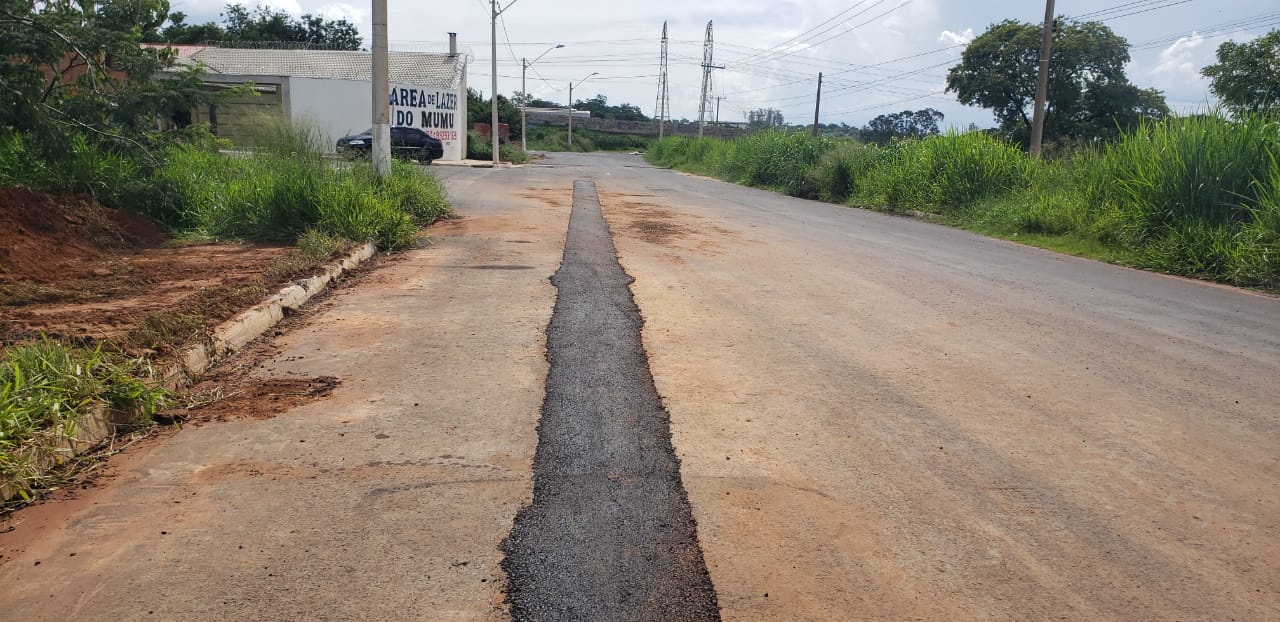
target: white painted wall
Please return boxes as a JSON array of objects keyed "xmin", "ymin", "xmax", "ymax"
[{"xmin": 287, "ymin": 77, "xmax": 464, "ymax": 161}]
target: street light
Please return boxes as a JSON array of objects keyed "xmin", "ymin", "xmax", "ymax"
[
  {"xmin": 522, "ymin": 44, "xmax": 564, "ymax": 152},
  {"xmin": 568, "ymin": 72, "xmax": 597, "ymax": 148},
  {"xmin": 489, "ymin": 0, "xmax": 523, "ymax": 165}
]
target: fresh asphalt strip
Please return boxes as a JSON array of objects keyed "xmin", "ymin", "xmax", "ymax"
[{"xmin": 500, "ymin": 180, "xmax": 721, "ymax": 621}]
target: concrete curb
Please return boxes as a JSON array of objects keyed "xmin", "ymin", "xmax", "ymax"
[
  {"xmin": 161, "ymin": 242, "xmax": 375, "ymax": 390},
  {"xmin": 1, "ymin": 242, "xmax": 377, "ymax": 503}
]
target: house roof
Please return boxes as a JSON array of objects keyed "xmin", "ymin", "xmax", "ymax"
[{"xmin": 168, "ymin": 47, "xmax": 465, "ymax": 88}]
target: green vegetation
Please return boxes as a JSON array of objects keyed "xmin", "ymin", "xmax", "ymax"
[
  {"xmin": 1, "ymin": 340, "xmax": 169, "ymax": 499},
  {"xmin": 524, "ymin": 126, "xmax": 651, "ymax": 152},
  {"xmin": 148, "ymin": 3, "xmax": 362, "ymax": 49},
  {"xmin": 646, "ymin": 113, "xmax": 1280, "ymax": 289},
  {"xmin": 1202, "ymin": 29, "xmax": 1280, "ymax": 116},
  {"xmin": 947, "ymin": 18, "xmax": 1168, "ymax": 145},
  {"xmin": 158, "ymin": 126, "xmax": 447, "ymax": 249},
  {"xmin": 466, "ymin": 131, "xmax": 531, "ymax": 163}
]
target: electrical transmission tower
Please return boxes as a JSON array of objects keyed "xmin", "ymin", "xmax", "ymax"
[
  {"xmin": 656, "ymin": 21, "xmax": 670, "ymax": 140},
  {"xmin": 697, "ymin": 21, "xmax": 722, "ymax": 139}
]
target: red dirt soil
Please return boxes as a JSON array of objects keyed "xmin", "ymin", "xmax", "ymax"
[{"xmin": 1, "ymin": 189, "xmax": 292, "ymax": 342}]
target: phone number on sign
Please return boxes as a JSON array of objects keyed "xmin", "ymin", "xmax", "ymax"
[{"xmin": 428, "ymin": 130, "xmax": 458, "ymax": 142}]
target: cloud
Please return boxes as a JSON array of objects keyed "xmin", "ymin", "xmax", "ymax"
[
  {"xmin": 937, "ymin": 28, "xmax": 974, "ymax": 46},
  {"xmin": 1153, "ymin": 33, "xmax": 1206, "ymax": 79}
]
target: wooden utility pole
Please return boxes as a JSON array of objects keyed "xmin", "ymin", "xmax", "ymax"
[
  {"xmin": 1029, "ymin": 0, "xmax": 1055, "ymax": 157},
  {"xmin": 812, "ymin": 72, "xmax": 823, "ymax": 137}
]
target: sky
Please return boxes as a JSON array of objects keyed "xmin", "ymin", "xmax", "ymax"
[{"xmin": 168, "ymin": 0, "xmax": 1279, "ymax": 129}]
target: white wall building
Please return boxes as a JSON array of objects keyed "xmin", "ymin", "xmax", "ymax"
[{"xmin": 170, "ymin": 44, "xmax": 468, "ymax": 161}]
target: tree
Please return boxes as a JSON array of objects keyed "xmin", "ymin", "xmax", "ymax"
[
  {"xmin": 1202, "ymin": 30, "xmax": 1280, "ymax": 115},
  {"xmin": 571, "ymin": 94, "xmax": 648, "ymax": 121},
  {"xmin": 747, "ymin": 108, "xmax": 784, "ymax": 129},
  {"xmin": 1, "ymin": 0, "xmax": 215, "ymax": 139},
  {"xmin": 152, "ymin": 3, "xmax": 361, "ymax": 50},
  {"xmin": 467, "ymin": 88, "xmax": 521, "ymax": 138},
  {"xmin": 153, "ymin": 11, "xmax": 225, "ymax": 43},
  {"xmin": 860, "ymin": 108, "xmax": 944, "ymax": 145},
  {"xmin": 946, "ymin": 18, "xmax": 1169, "ymax": 144}
]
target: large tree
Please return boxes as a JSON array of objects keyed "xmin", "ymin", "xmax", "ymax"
[
  {"xmin": 152, "ymin": 3, "xmax": 361, "ymax": 50},
  {"xmin": 946, "ymin": 18, "xmax": 1168, "ymax": 144},
  {"xmin": 860, "ymin": 108, "xmax": 944, "ymax": 145},
  {"xmin": 1201, "ymin": 29, "xmax": 1280, "ymax": 115},
  {"xmin": 1, "ymin": 0, "xmax": 212, "ymax": 138}
]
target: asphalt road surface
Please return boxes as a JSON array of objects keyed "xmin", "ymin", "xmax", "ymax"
[{"xmin": 2, "ymin": 152, "xmax": 1277, "ymax": 621}]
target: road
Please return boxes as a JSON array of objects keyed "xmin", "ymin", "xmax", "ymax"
[{"xmin": 2, "ymin": 152, "xmax": 1278, "ymax": 621}]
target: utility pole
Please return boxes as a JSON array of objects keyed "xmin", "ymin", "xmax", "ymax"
[
  {"xmin": 371, "ymin": 0, "xmax": 390, "ymax": 177},
  {"xmin": 568, "ymin": 72, "xmax": 597, "ymax": 147},
  {"xmin": 656, "ymin": 21, "xmax": 669, "ymax": 140},
  {"xmin": 697, "ymin": 21, "xmax": 723, "ymax": 139},
  {"xmin": 1029, "ymin": 0, "xmax": 1055, "ymax": 157},
  {"xmin": 489, "ymin": 0, "xmax": 500, "ymax": 165},
  {"xmin": 521, "ymin": 44, "xmax": 563, "ymax": 152},
  {"xmin": 811, "ymin": 72, "xmax": 822, "ymax": 137},
  {"xmin": 715, "ymin": 96, "xmax": 723, "ymax": 125}
]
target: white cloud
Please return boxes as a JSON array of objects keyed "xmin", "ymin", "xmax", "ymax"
[
  {"xmin": 317, "ymin": 3, "xmax": 368, "ymax": 26},
  {"xmin": 1153, "ymin": 33, "xmax": 1205, "ymax": 79},
  {"xmin": 938, "ymin": 28, "xmax": 974, "ymax": 46}
]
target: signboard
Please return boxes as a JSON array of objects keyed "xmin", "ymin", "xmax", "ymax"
[{"xmin": 389, "ymin": 83, "xmax": 462, "ymax": 159}]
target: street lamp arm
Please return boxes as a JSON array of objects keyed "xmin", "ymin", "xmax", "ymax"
[
  {"xmin": 496, "ymin": 0, "xmax": 522, "ymax": 16},
  {"xmin": 529, "ymin": 43, "xmax": 564, "ymax": 67}
]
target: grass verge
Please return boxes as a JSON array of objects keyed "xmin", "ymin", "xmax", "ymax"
[{"xmin": 646, "ymin": 114, "xmax": 1279, "ymax": 290}]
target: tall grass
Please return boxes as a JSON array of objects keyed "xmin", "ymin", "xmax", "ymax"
[
  {"xmin": 157, "ymin": 124, "xmax": 449, "ymax": 249},
  {"xmin": 1, "ymin": 339, "xmax": 168, "ymax": 498},
  {"xmin": 1, "ymin": 123, "xmax": 452, "ymax": 250},
  {"xmin": 645, "ymin": 114, "xmax": 1280, "ymax": 289}
]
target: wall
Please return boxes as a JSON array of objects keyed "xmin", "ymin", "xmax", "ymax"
[
  {"xmin": 526, "ymin": 111, "xmax": 746, "ymax": 139},
  {"xmin": 287, "ymin": 77, "xmax": 465, "ymax": 161}
]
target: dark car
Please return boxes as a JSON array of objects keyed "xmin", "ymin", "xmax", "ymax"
[{"xmin": 337, "ymin": 127, "xmax": 444, "ymax": 164}]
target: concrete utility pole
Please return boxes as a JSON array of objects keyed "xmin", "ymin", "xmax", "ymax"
[
  {"xmin": 371, "ymin": 0, "xmax": 391, "ymax": 177},
  {"xmin": 490, "ymin": 0, "xmax": 500, "ymax": 165},
  {"xmin": 1029, "ymin": 0, "xmax": 1055, "ymax": 157},
  {"xmin": 715, "ymin": 96, "xmax": 723, "ymax": 125},
  {"xmin": 521, "ymin": 44, "xmax": 564, "ymax": 152},
  {"xmin": 656, "ymin": 21, "xmax": 669, "ymax": 140},
  {"xmin": 812, "ymin": 72, "xmax": 822, "ymax": 137},
  {"xmin": 567, "ymin": 72, "xmax": 596, "ymax": 147}
]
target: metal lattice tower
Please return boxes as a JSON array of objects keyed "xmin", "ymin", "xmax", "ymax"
[
  {"xmin": 697, "ymin": 21, "xmax": 714, "ymax": 138},
  {"xmin": 656, "ymin": 22, "xmax": 670, "ymax": 140}
]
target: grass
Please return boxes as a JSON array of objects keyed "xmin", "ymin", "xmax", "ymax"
[
  {"xmin": 646, "ymin": 112, "xmax": 1280, "ymax": 290},
  {"xmin": 1, "ymin": 339, "xmax": 169, "ymax": 499},
  {"xmin": 157, "ymin": 126, "xmax": 449, "ymax": 250}
]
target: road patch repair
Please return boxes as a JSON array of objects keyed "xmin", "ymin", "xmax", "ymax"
[{"xmin": 501, "ymin": 180, "xmax": 720, "ymax": 621}]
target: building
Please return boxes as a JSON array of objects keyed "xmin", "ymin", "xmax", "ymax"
[{"xmin": 165, "ymin": 40, "xmax": 467, "ymax": 161}]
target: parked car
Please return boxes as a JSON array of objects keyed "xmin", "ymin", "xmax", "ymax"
[{"xmin": 337, "ymin": 127, "xmax": 444, "ymax": 164}]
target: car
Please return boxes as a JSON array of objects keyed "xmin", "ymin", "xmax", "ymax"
[{"xmin": 337, "ymin": 127, "xmax": 444, "ymax": 164}]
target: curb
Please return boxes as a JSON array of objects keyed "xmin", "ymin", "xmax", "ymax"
[
  {"xmin": 161, "ymin": 242, "xmax": 376, "ymax": 390},
  {"xmin": 1, "ymin": 242, "xmax": 376, "ymax": 503}
]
